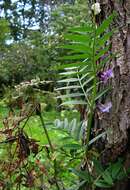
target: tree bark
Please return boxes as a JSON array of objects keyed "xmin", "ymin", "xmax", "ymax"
[{"xmin": 94, "ymin": 0, "xmax": 130, "ymax": 190}]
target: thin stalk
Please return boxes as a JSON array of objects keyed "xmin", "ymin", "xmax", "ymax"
[
  {"xmin": 22, "ymin": 105, "xmax": 39, "ymax": 130},
  {"xmin": 39, "ymin": 113, "xmax": 54, "ymax": 151},
  {"xmin": 86, "ymin": 23, "xmax": 97, "ymax": 150},
  {"xmin": 77, "ymin": 72, "xmax": 91, "ymax": 108},
  {"xmin": 39, "ymin": 112, "xmax": 60, "ymax": 190},
  {"xmin": 92, "ymin": 174, "xmax": 102, "ymax": 190}
]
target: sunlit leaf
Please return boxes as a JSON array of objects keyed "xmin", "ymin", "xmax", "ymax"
[
  {"xmin": 57, "ymin": 93, "xmax": 84, "ymax": 99},
  {"xmin": 64, "ymin": 34, "xmax": 91, "ymax": 43},
  {"xmin": 58, "ymin": 78, "xmax": 79, "ymax": 83},
  {"xmin": 61, "ymin": 100, "xmax": 87, "ymax": 106},
  {"xmin": 55, "ymin": 85, "xmax": 81, "ymax": 91},
  {"xmin": 61, "ymin": 54, "xmax": 90, "ymax": 60}
]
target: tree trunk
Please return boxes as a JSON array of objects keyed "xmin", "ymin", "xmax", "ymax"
[{"xmin": 93, "ymin": 0, "xmax": 130, "ymax": 190}]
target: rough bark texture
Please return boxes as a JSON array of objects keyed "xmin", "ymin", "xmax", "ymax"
[{"xmin": 95, "ymin": 0, "xmax": 130, "ymax": 190}]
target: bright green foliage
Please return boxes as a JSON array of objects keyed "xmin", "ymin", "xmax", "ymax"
[
  {"xmin": 54, "ymin": 118, "xmax": 83, "ymax": 141},
  {"xmin": 53, "ymin": 11, "xmax": 123, "ymax": 190},
  {"xmin": 0, "ymin": 19, "xmax": 10, "ymax": 47},
  {"xmin": 0, "ymin": 0, "xmax": 83, "ymax": 40},
  {"xmin": 51, "ymin": 0, "xmax": 89, "ymax": 35},
  {"xmin": 0, "ymin": 0, "xmax": 89, "ymax": 91},
  {"xmin": 57, "ymin": 13, "xmax": 116, "ymax": 107},
  {"xmin": 0, "ymin": 32, "xmax": 56, "ymax": 87},
  {"xmin": 53, "ymin": 117, "xmax": 107, "ymax": 152}
]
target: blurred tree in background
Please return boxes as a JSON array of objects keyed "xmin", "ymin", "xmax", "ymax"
[
  {"xmin": 0, "ymin": 0, "xmax": 88, "ymax": 92},
  {"xmin": 0, "ymin": 0, "xmax": 76, "ymax": 40}
]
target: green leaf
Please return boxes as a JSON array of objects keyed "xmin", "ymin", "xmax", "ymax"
[
  {"xmin": 73, "ymin": 123, "xmax": 82, "ymax": 141},
  {"xmin": 88, "ymin": 131, "xmax": 107, "ymax": 146},
  {"xmin": 57, "ymin": 62, "xmax": 87, "ymax": 69},
  {"xmin": 97, "ymin": 55, "xmax": 111, "ymax": 70},
  {"xmin": 96, "ymin": 12, "xmax": 117, "ymax": 36},
  {"xmin": 95, "ymin": 45, "xmax": 110, "ymax": 61},
  {"xmin": 116, "ymin": 169, "xmax": 126, "ymax": 180},
  {"xmin": 64, "ymin": 34, "xmax": 91, "ymax": 43},
  {"xmin": 58, "ymin": 78, "xmax": 79, "ymax": 83},
  {"xmin": 95, "ymin": 88, "xmax": 110, "ymax": 101},
  {"xmin": 111, "ymin": 161, "xmax": 123, "ymax": 179},
  {"xmin": 83, "ymin": 76, "xmax": 94, "ymax": 87},
  {"xmin": 60, "ymin": 136, "xmax": 73, "ymax": 141},
  {"xmin": 59, "ymin": 70, "xmax": 78, "ymax": 76},
  {"xmin": 69, "ymin": 25, "xmax": 93, "ymax": 33},
  {"xmin": 127, "ymin": 167, "xmax": 130, "ymax": 174},
  {"xmin": 93, "ymin": 159, "xmax": 104, "ymax": 175},
  {"xmin": 54, "ymin": 119, "xmax": 64, "ymax": 128},
  {"xmin": 68, "ymin": 118, "xmax": 77, "ymax": 132},
  {"xmin": 55, "ymin": 85, "xmax": 81, "ymax": 91},
  {"xmin": 95, "ymin": 180, "xmax": 112, "ymax": 188},
  {"xmin": 74, "ymin": 180, "xmax": 87, "ymax": 190},
  {"xmin": 86, "ymin": 85, "xmax": 94, "ymax": 94},
  {"xmin": 61, "ymin": 100, "xmax": 87, "ymax": 106},
  {"xmin": 102, "ymin": 171, "xmax": 113, "ymax": 185},
  {"xmin": 64, "ymin": 118, "xmax": 69, "ymax": 129},
  {"xmin": 57, "ymin": 93, "xmax": 84, "ymax": 99},
  {"xmin": 60, "ymin": 44, "xmax": 92, "ymax": 54},
  {"xmin": 61, "ymin": 54, "xmax": 90, "ymax": 60},
  {"xmin": 62, "ymin": 143, "xmax": 82, "ymax": 150},
  {"xmin": 96, "ymin": 31, "xmax": 113, "ymax": 48},
  {"xmin": 69, "ymin": 119, "xmax": 81, "ymax": 141},
  {"xmin": 97, "ymin": 53, "xmax": 117, "ymax": 70},
  {"xmin": 80, "ymin": 72, "xmax": 91, "ymax": 81},
  {"xmin": 70, "ymin": 168, "xmax": 91, "ymax": 182}
]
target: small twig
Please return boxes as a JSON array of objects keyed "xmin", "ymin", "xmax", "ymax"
[
  {"xmin": 21, "ymin": 106, "xmax": 37, "ymax": 130},
  {"xmin": 38, "ymin": 109, "xmax": 60, "ymax": 190}
]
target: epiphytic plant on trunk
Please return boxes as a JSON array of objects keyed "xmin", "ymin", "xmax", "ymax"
[{"xmin": 55, "ymin": 5, "xmax": 129, "ymax": 189}]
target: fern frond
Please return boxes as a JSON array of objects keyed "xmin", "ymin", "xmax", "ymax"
[
  {"xmin": 61, "ymin": 100, "xmax": 87, "ymax": 106},
  {"xmin": 96, "ymin": 12, "xmax": 116, "ymax": 36},
  {"xmin": 57, "ymin": 13, "xmax": 115, "ymax": 107},
  {"xmin": 57, "ymin": 93, "xmax": 84, "ymax": 99},
  {"xmin": 53, "ymin": 118, "xmax": 84, "ymax": 142}
]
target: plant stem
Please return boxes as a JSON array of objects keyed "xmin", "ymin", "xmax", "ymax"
[
  {"xmin": 86, "ymin": 23, "xmax": 97, "ymax": 150},
  {"xmin": 39, "ymin": 113, "xmax": 54, "ymax": 151},
  {"xmin": 77, "ymin": 72, "xmax": 91, "ymax": 108},
  {"xmin": 92, "ymin": 174, "xmax": 102, "ymax": 190},
  {"xmin": 39, "ymin": 112, "xmax": 60, "ymax": 190}
]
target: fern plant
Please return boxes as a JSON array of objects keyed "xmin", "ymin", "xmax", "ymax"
[
  {"xmin": 56, "ymin": 12, "xmax": 116, "ymax": 147},
  {"xmin": 53, "ymin": 117, "xmax": 106, "ymax": 150},
  {"xmin": 54, "ymin": 118, "xmax": 83, "ymax": 142}
]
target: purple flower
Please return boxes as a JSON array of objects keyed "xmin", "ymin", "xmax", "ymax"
[
  {"xmin": 97, "ymin": 102, "xmax": 112, "ymax": 113},
  {"xmin": 98, "ymin": 69, "xmax": 113, "ymax": 83}
]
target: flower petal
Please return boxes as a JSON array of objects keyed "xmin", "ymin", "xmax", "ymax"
[
  {"xmin": 98, "ymin": 69, "xmax": 113, "ymax": 83},
  {"xmin": 97, "ymin": 102, "xmax": 112, "ymax": 113}
]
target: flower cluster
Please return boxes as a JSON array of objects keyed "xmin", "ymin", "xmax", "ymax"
[
  {"xmin": 15, "ymin": 78, "xmax": 41, "ymax": 92},
  {"xmin": 97, "ymin": 102, "xmax": 112, "ymax": 113},
  {"xmin": 91, "ymin": 2, "xmax": 101, "ymax": 15},
  {"xmin": 91, "ymin": 3, "xmax": 113, "ymax": 113},
  {"xmin": 96, "ymin": 69, "xmax": 113, "ymax": 113},
  {"xmin": 98, "ymin": 69, "xmax": 114, "ymax": 83},
  {"xmin": 14, "ymin": 78, "xmax": 52, "ymax": 93}
]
